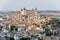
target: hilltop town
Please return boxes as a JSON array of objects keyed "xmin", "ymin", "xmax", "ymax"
[
  {"xmin": 0, "ymin": 8, "xmax": 51, "ymax": 31},
  {"xmin": 0, "ymin": 9, "xmax": 60, "ymax": 40}
]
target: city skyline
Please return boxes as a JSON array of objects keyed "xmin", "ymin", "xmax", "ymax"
[{"xmin": 0, "ymin": 0, "xmax": 60, "ymax": 11}]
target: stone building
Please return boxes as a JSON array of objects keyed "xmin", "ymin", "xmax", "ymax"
[{"xmin": 4, "ymin": 9, "xmax": 51, "ymax": 35}]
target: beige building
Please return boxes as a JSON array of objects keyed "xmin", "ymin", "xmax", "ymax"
[{"xmin": 4, "ymin": 9, "xmax": 51, "ymax": 34}]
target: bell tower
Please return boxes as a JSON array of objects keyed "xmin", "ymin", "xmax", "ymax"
[
  {"xmin": 35, "ymin": 8, "xmax": 38, "ymax": 15},
  {"xmin": 20, "ymin": 8, "xmax": 26, "ymax": 15}
]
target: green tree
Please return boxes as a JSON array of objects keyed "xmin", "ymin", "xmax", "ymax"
[
  {"xmin": 10, "ymin": 26, "xmax": 15, "ymax": 31},
  {"xmin": 45, "ymin": 28, "xmax": 51, "ymax": 36}
]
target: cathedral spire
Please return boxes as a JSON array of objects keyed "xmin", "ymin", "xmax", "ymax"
[
  {"xmin": 24, "ymin": 8, "xmax": 26, "ymax": 10},
  {"xmin": 21, "ymin": 8, "xmax": 23, "ymax": 11},
  {"xmin": 35, "ymin": 8, "xmax": 37, "ymax": 10}
]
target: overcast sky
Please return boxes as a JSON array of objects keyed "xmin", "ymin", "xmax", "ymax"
[{"xmin": 0, "ymin": 0, "xmax": 60, "ymax": 11}]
